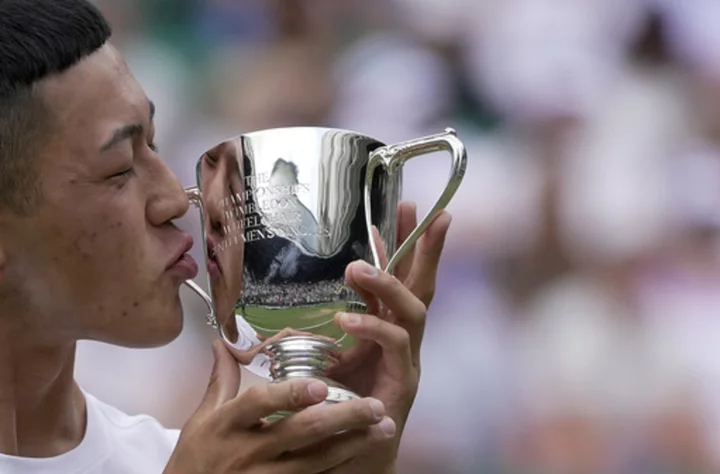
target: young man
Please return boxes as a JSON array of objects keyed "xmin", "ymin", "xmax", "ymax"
[{"xmin": 0, "ymin": 1, "xmax": 452, "ymax": 473}]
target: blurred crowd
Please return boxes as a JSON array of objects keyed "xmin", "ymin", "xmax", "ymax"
[
  {"xmin": 242, "ymin": 281, "xmax": 342, "ymax": 306},
  {"xmin": 72, "ymin": 0, "xmax": 720, "ymax": 472}
]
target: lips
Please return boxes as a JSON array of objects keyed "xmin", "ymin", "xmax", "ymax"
[
  {"xmin": 167, "ymin": 233, "xmax": 194, "ymax": 270},
  {"xmin": 205, "ymin": 234, "xmax": 223, "ymax": 277},
  {"xmin": 166, "ymin": 233, "xmax": 198, "ymax": 279}
]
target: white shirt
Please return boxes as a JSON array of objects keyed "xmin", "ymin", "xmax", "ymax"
[{"xmin": 0, "ymin": 392, "xmax": 180, "ymax": 474}]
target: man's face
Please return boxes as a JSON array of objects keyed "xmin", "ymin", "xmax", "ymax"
[{"xmin": 0, "ymin": 44, "xmax": 197, "ymax": 347}]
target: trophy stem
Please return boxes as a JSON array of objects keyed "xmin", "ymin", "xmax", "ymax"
[{"xmin": 264, "ymin": 335, "xmax": 359, "ymax": 419}]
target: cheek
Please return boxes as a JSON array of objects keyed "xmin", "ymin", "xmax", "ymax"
[
  {"xmin": 57, "ymin": 213, "xmax": 153, "ymax": 313},
  {"xmin": 81, "ymin": 219, "xmax": 142, "ymax": 271},
  {"xmin": 5, "ymin": 212, "xmax": 146, "ymax": 329}
]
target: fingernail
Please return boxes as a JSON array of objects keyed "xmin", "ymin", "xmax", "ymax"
[
  {"xmin": 339, "ymin": 312, "xmax": 361, "ymax": 326},
  {"xmin": 307, "ymin": 381, "xmax": 327, "ymax": 399},
  {"xmin": 358, "ymin": 260, "xmax": 378, "ymax": 277},
  {"xmin": 368, "ymin": 398, "xmax": 385, "ymax": 420},
  {"xmin": 379, "ymin": 417, "xmax": 396, "ymax": 438}
]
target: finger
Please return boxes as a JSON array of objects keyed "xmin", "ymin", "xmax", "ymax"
[
  {"xmin": 277, "ymin": 418, "xmax": 396, "ymax": 473},
  {"xmin": 335, "ymin": 312, "xmax": 414, "ymax": 374},
  {"xmin": 327, "ymin": 334, "xmax": 379, "ymax": 378},
  {"xmin": 192, "ymin": 340, "xmax": 241, "ymax": 423},
  {"xmin": 405, "ymin": 211, "xmax": 452, "ymax": 308},
  {"xmin": 343, "ymin": 263, "xmax": 380, "ymax": 317},
  {"xmin": 269, "ymin": 397, "xmax": 389, "ymax": 454},
  {"xmin": 221, "ymin": 379, "xmax": 329, "ymax": 429},
  {"xmin": 340, "ymin": 259, "xmax": 383, "ymax": 376},
  {"xmin": 393, "ymin": 201, "xmax": 418, "ymax": 282},
  {"xmin": 346, "ymin": 260, "xmax": 427, "ymax": 359},
  {"xmin": 343, "ymin": 223, "xmax": 387, "ymax": 316}
]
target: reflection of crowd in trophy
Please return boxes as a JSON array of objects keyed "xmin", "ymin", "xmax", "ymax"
[{"xmin": 239, "ymin": 281, "xmax": 350, "ymax": 308}]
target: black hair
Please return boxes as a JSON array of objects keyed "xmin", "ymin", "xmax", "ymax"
[{"xmin": 0, "ymin": 0, "xmax": 112, "ymax": 214}]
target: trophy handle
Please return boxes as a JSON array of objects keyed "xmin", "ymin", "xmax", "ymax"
[
  {"xmin": 364, "ymin": 128, "xmax": 467, "ymax": 273},
  {"xmin": 182, "ymin": 186, "xmax": 217, "ymax": 328}
]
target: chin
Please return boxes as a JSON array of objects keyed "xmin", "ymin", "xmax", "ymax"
[
  {"xmin": 142, "ymin": 319, "xmax": 184, "ymax": 347},
  {"xmin": 143, "ymin": 305, "xmax": 186, "ymax": 347},
  {"xmin": 106, "ymin": 303, "xmax": 185, "ymax": 349}
]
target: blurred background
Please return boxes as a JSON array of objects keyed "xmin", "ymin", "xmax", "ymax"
[{"xmin": 73, "ymin": 0, "xmax": 720, "ymax": 472}]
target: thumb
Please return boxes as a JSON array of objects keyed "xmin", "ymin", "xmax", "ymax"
[{"xmin": 195, "ymin": 339, "xmax": 241, "ymax": 419}]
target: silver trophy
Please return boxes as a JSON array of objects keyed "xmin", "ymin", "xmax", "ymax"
[{"xmin": 184, "ymin": 127, "xmax": 466, "ymax": 409}]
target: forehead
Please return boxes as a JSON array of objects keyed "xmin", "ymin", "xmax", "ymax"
[{"xmin": 39, "ymin": 44, "xmax": 148, "ymax": 146}]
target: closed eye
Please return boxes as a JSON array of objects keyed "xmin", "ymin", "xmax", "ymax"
[{"xmin": 112, "ymin": 168, "xmax": 135, "ymax": 178}]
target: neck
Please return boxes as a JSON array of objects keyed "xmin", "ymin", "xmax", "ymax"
[{"xmin": 0, "ymin": 324, "xmax": 85, "ymax": 458}]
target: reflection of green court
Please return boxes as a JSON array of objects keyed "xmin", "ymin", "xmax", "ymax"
[{"xmin": 238, "ymin": 302, "xmax": 354, "ymax": 346}]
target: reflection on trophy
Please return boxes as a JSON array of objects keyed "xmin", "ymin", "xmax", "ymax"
[{"xmin": 184, "ymin": 127, "xmax": 466, "ymax": 413}]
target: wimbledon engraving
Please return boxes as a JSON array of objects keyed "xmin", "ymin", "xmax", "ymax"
[{"xmin": 213, "ymin": 171, "xmax": 330, "ymax": 254}]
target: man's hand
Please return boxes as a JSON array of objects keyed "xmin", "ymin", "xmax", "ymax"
[
  {"xmin": 326, "ymin": 201, "xmax": 453, "ymax": 473},
  {"xmin": 164, "ymin": 340, "xmax": 397, "ymax": 474}
]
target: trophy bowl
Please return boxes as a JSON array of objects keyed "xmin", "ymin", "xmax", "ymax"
[{"xmin": 183, "ymin": 126, "xmax": 466, "ymax": 412}]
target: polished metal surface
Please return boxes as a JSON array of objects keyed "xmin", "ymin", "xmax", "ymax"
[
  {"xmin": 183, "ymin": 127, "xmax": 467, "ymax": 407},
  {"xmin": 366, "ymin": 128, "xmax": 466, "ymax": 272}
]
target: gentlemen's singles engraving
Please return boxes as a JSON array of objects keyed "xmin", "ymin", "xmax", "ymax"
[{"xmin": 214, "ymin": 168, "xmax": 330, "ymax": 254}]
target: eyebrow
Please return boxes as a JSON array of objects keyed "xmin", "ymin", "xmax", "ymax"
[{"xmin": 100, "ymin": 100, "xmax": 156, "ymax": 152}]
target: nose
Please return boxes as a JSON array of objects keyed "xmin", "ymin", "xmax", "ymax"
[{"xmin": 146, "ymin": 156, "xmax": 190, "ymax": 226}]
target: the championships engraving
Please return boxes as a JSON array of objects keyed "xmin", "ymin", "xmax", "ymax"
[{"xmin": 214, "ymin": 162, "xmax": 331, "ymax": 255}]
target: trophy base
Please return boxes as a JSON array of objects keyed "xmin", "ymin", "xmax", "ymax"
[{"xmin": 264, "ymin": 335, "xmax": 360, "ymax": 422}]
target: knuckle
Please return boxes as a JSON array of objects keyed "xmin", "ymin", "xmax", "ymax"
[
  {"xmin": 412, "ymin": 295, "xmax": 428, "ymax": 316},
  {"xmin": 303, "ymin": 412, "xmax": 330, "ymax": 438},
  {"xmin": 396, "ymin": 327, "xmax": 411, "ymax": 348},
  {"xmin": 245, "ymin": 384, "xmax": 266, "ymax": 402},
  {"xmin": 407, "ymin": 274, "xmax": 435, "ymax": 308},
  {"xmin": 352, "ymin": 400, "xmax": 376, "ymax": 423},
  {"xmin": 287, "ymin": 380, "xmax": 306, "ymax": 407},
  {"xmin": 245, "ymin": 385, "xmax": 272, "ymax": 411}
]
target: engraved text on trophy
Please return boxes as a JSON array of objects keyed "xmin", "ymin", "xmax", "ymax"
[{"xmin": 215, "ymin": 160, "xmax": 330, "ymax": 255}]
